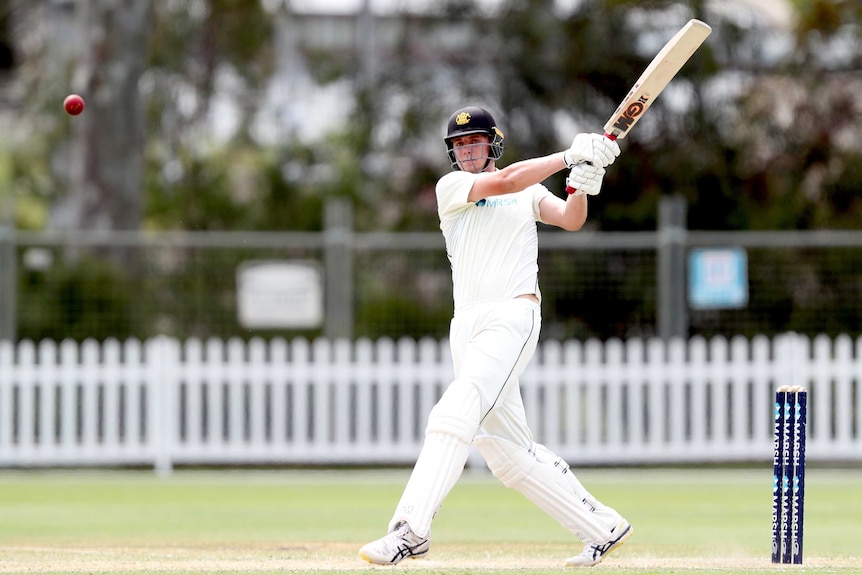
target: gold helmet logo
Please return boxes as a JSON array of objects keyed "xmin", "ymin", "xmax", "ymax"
[{"xmin": 455, "ymin": 112, "xmax": 471, "ymax": 126}]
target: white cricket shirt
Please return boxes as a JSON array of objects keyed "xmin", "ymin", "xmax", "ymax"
[{"xmin": 436, "ymin": 170, "xmax": 554, "ymax": 310}]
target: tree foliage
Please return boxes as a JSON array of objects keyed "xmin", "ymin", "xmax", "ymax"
[
  {"xmin": 731, "ymin": 0, "xmax": 862, "ymax": 229},
  {"xmin": 4, "ymin": 0, "xmax": 861, "ymax": 234}
]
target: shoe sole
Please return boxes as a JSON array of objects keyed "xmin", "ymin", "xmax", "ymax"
[
  {"xmin": 359, "ymin": 551, "xmax": 428, "ymax": 565},
  {"xmin": 598, "ymin": 524, "xmax": 633, "ymax": 564},
  {"xmin": 565, "ymin": 523, "xmax": 633, "ymax": 567}
]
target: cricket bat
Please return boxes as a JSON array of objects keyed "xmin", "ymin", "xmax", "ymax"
[{"xmin": 567, "ymin": 19, "xmax": 712, "ymax": 193}]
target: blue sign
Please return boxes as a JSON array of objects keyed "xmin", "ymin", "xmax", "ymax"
[{"xmin": 688, "ymin": 248, "xmax": 748, "ymax": 310}]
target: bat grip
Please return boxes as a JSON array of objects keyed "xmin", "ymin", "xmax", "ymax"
[{"xmin": 565, "ymin": 133, "xmax": 617, "ymax": 195}]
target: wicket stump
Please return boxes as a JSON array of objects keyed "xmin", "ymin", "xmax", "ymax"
[{"xmin": 771, "ymin": 386, "xmax": 807, "ymax": 564}]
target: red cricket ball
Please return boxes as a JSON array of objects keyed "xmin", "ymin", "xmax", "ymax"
[{"xmin": 64, "ymin": 94, "xmax": 85, "ymax": 116}]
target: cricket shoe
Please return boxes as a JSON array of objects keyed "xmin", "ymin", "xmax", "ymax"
[
  {"xmin": 564, "ymin": 518, "xmax": 633, "ymax": 567},
  {"xmin": 359, "ymin": 521, "xmax": 430, "ymax": 565}
]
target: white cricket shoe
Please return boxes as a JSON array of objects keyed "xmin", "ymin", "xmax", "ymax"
[
  {"xmin": 359, "ymin": 521, "xmax": 430, "ymax": 565},
  {"xmin": 565, "ymin": 519, "xmax": 633, "ymax": 567}
]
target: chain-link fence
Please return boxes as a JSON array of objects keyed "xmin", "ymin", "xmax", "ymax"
[{"xmin": 2, "ymin": 206, "xmax": 862, "ymax": 343}]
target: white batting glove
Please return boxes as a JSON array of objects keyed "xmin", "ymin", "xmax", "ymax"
[
  {"xmin": 563, "ymin": 133, "xmax": 621, "ymax": 169},
  {"xmin": 566, "ymin": 163, "xmax": 606, "ymax": 196}
]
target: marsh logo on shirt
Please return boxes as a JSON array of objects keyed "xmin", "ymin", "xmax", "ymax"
[{"xmin": 476, "ymin": 197, "xmax": 518, "ymax": 208}]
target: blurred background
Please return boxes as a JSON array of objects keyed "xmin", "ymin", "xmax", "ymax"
[
  {"xmin": 1, "ymin": 0, "xmax": 861, "ymax": 471},
  {"xmin": 1, "ymin": 0, "xmax": 861, "ymax": 344}
]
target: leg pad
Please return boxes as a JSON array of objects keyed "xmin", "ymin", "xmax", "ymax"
[{"xmin": 473, "ymin": 434, "xmax": 619, "ymax": 543}]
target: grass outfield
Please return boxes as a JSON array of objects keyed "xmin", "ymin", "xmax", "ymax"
[{"xmin": 0, "ymin": 466, "xmax": 860, "ymax": 574}]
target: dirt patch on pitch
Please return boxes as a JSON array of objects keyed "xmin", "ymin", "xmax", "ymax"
[{"xmin": 0, "ymin": 543, "xmax": 857, "ymax": 573}]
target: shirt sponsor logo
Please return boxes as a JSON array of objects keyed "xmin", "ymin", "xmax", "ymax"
[{"xmin": 476, "ymin": 197, "xmax": 518, "ymax": 207}]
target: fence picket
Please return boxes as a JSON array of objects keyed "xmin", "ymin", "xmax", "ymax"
[
  {"xmin": 831, "ymin": 335, "xmax": 853, "ymax": 447},
  {"xmin": 353, "ymin": 338, "xmax": 374, "ymax": 457},
  {"xmin": 646, "ymin": 338, "xmax": 665, "ymax": 457},
  {"xmin": 101, "ymin": 339, "xmax": 121, "ymax": 456},
  {"xmin": 0, "ymin": 341, "xmax": 12, "ymax": 455},
  {"xmin": 36, "ymin": 340, "xmax": 56, "ymax": 458},
  {"xmin": 17, "ymin": 341, "xmax": 36, "ymax": 459},
  {"xmin": 58, "ymin": 340, "xmax": 78, "ymax": 457},
  {"xmin": 624, "ymin": 338, "xmax": 645, "ymax": 454},
  {"xmin": 123, "ymin": 339, "xmax": 144, "ymax": 454}
]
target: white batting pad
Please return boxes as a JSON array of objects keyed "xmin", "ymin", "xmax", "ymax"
[
  {"xmin": 473, "ymin": 434, "xmax": 621, "ymax": 543},
  {"xmin": 388, "ymin": 380, "xmax": 482, "ymax": 538}
]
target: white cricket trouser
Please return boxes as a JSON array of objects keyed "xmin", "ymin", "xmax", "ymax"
[
  {"xmin": 451, "ymin": 297, "xmax": 541, "ymax": 443},
  {"xmin": 388, "ymin": 298, "xmax": 540, "ymax": 536}
]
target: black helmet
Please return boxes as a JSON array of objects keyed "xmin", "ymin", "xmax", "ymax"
[{"xmin": 444, "ymin": 106, "xmax": 505, "ymax": 170}]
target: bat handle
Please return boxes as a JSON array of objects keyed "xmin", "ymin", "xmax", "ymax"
[{"xmin": 565, "ymin": 132, "xmax": 617, "ymax": 194}]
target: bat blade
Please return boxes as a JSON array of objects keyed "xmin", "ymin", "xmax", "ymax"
[{"xmin": 603, "ymin": 19, "xmax": 712, "ymax": 140}]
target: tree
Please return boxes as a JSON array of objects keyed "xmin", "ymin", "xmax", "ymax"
[
  {"xmin": 49, "ymin": 0, "xmax": 152, "ymax": 232},
  {"xmin": 732, "ymin": 0, "xmax": 862, "ymax": 229}
]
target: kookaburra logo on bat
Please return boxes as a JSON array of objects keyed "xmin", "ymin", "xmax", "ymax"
[{"xmin": 612, "ymin": 95, "xmax": 650, "ymax": 134}]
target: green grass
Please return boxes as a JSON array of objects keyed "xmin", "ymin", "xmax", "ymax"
[{"xmin": 0, "ymin": 466, "xmax": 860, "ymax": 574}]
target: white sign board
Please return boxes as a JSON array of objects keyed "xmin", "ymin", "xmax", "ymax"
[{"xmin": 236, "ymin": 261, "xmax": 323, "ymax": 329}]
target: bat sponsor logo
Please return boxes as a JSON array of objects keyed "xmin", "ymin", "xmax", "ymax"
[{"xmin": 611, "ymin": 95, "xmax": 650, "ymax": 134}]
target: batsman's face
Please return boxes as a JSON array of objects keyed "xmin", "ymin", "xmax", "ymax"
[{"xmin": 451, "ymin": 134, "xmax": 493, "ymax": 173}]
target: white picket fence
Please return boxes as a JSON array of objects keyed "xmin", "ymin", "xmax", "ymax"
[{"xmin": 1, "ymin": 333, "xmax": 860, "ymax": 474}]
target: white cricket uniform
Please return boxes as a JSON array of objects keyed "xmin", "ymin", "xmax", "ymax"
[
  {"xmin": 387, "ymin": 169, "xmax": 623, "ymax": 545},
  {"xmin": 435, "ymin": 169, "xmax": 553, "ymax": 445}
]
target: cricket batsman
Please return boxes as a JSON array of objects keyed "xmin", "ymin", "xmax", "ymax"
[{"xmin": 359, "ymin": 105, "xmax": 632, "ymax": 567}]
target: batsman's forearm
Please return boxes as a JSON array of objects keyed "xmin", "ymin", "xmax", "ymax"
[
  {"xmin": 492, "ymin": 152, "xmax": 567, "ymax": 196},
  {"xmin": 562, "ymin": 193, "xmax": 588, "ymax": 231}
]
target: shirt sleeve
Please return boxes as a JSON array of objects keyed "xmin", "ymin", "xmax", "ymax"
[
  {"xmin": 436, "ymin": 171, "xmax": 478, "ymax": 218},
  {"xmin": 531, "ymin": 184, "xmax": 555, "ymax": 223}
]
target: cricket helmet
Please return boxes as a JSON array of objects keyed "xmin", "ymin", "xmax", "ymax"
[{"xmin": 444, "ymin": 106, "xmax": 505, "ymax": 170}]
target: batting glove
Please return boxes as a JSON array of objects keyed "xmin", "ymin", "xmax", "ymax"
[
  {"xmin": 566, "ymin": 163, "xmax": 606, "ymax": 196},
  {"xmin": 563, "ymin": 133, "xmax": 621, "ymax": 169}
]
